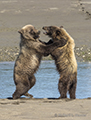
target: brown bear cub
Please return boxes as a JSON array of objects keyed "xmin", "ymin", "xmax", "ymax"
[
  {"xmin": 13, "ymin": 24, "xmax": 67, "ymax": 99},
  {"xmin": 43, "ymin": 26, "xmax": 77, "ymax": 99}
]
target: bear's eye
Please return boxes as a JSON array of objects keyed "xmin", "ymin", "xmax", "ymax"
[
  {"xmin": 56, "ymin": 30, "xmax": 60, "ymax": 35},
  {"xmin": 29, "ymin": 29, "xmax": 34, "ymax": 34},
  {"xmin": 31, "ymin": 29, "xmax": 33, "ymax": 32}
]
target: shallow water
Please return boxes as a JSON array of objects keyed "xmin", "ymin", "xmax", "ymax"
[{"xmin": 0, "ymin": 61, "xmax": 91, "ymax": 99}]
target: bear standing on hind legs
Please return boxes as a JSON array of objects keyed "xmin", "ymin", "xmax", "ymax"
[
  {"xmin": 13, "ymin": 24, "xmax": 67, "ymax": 99},
  {"xmin": 43, "ymin": 26, "xmax": 77, "ymax": 99}
]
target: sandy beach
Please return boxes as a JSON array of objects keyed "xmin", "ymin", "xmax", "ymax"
[
  {"xmin": 0, "ymin": 98, "xmax": 91, "ymax": 120},
  {"xmin": 0, "ymin": 0, "xmax": 91, "ymax": 120}
]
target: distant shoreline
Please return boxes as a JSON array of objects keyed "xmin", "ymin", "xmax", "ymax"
[{"xmin": 0, "ymin": 45, "xmax": 91, "ymax": 62}]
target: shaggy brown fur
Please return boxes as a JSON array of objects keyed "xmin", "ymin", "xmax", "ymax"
[
  {"xmin": 13, "ymin": 25, "xmax": 67, "ymax": 99},
  {"xmin": 43, "ymin": 26, "xmax": 77, "ymax": 99}
]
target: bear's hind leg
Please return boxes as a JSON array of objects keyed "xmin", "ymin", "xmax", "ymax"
[
  {"xmin": 58, "ymin": 79, "xmax": 67, "ymax": 98},
  {"xmin": 13, "ymin": 82, "xmax": 30, "ymax": 99},
  {"xmin": 29, "ymin": 75, "xmax": 36, "ymax": 89},
  {"xmin": 69, "ymin": 81, "xmax": 77, "ymax": 99},
  {"xmin": 24, "ymin": 75, "xmax": 36, "ymax": 98}
]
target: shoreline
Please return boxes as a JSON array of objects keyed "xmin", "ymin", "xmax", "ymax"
[{"xmin": 0, "ymin": 45, "xmax": 91, "ymax": 62}]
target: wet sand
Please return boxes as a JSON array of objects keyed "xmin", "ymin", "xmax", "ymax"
[
  {"xmin": 0, "ymin": 0, "xmax": 91, "ymax": 61},
  {"xmin": 0, "ymin": 98, "xmax": 91, "ymax": 120}
]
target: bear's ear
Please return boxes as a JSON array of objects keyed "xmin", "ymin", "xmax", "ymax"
[
  {"xmin": 60, "ymin": 26, "xmax": 63, "ymax": 28},
  {"xmin": 56, "ymin": 30, "xmax": 60, "ymax": 35},
  {"xmin": 18, "ymin": 29, "xmax": 23, "ymax": 34}
]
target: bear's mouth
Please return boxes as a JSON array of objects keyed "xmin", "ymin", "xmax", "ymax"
[
  {"xmin": 43, "ymin": 30, "xmax": 48, "ymax": 35},
  {"xmin": 43, "ymin": 30, "xmax": 52, "ymax": 37},
  {"xmin": 42, "ymin": 27, "xmax": 49, "ymax": 35},
  {"xmin": 33, "ymin": 34, "xmax": 40, "ymax": 39},
  {"xmin": 42, "ymin": 27, "xmax": 52, "ymax": 37}
]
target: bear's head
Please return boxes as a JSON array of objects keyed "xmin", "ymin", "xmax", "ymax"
[
  {"xmin": 42, "ymin": 26, "xmax": 68, "ymax": 41},
  {"xmin": 18, "ymin": 25, "xmax": 40, "ymax": 41}
]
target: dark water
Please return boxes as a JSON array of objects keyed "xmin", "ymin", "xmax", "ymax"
[{"xmin": 0, "ymin": 61, "xmax": 91, "ymax": 99}]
